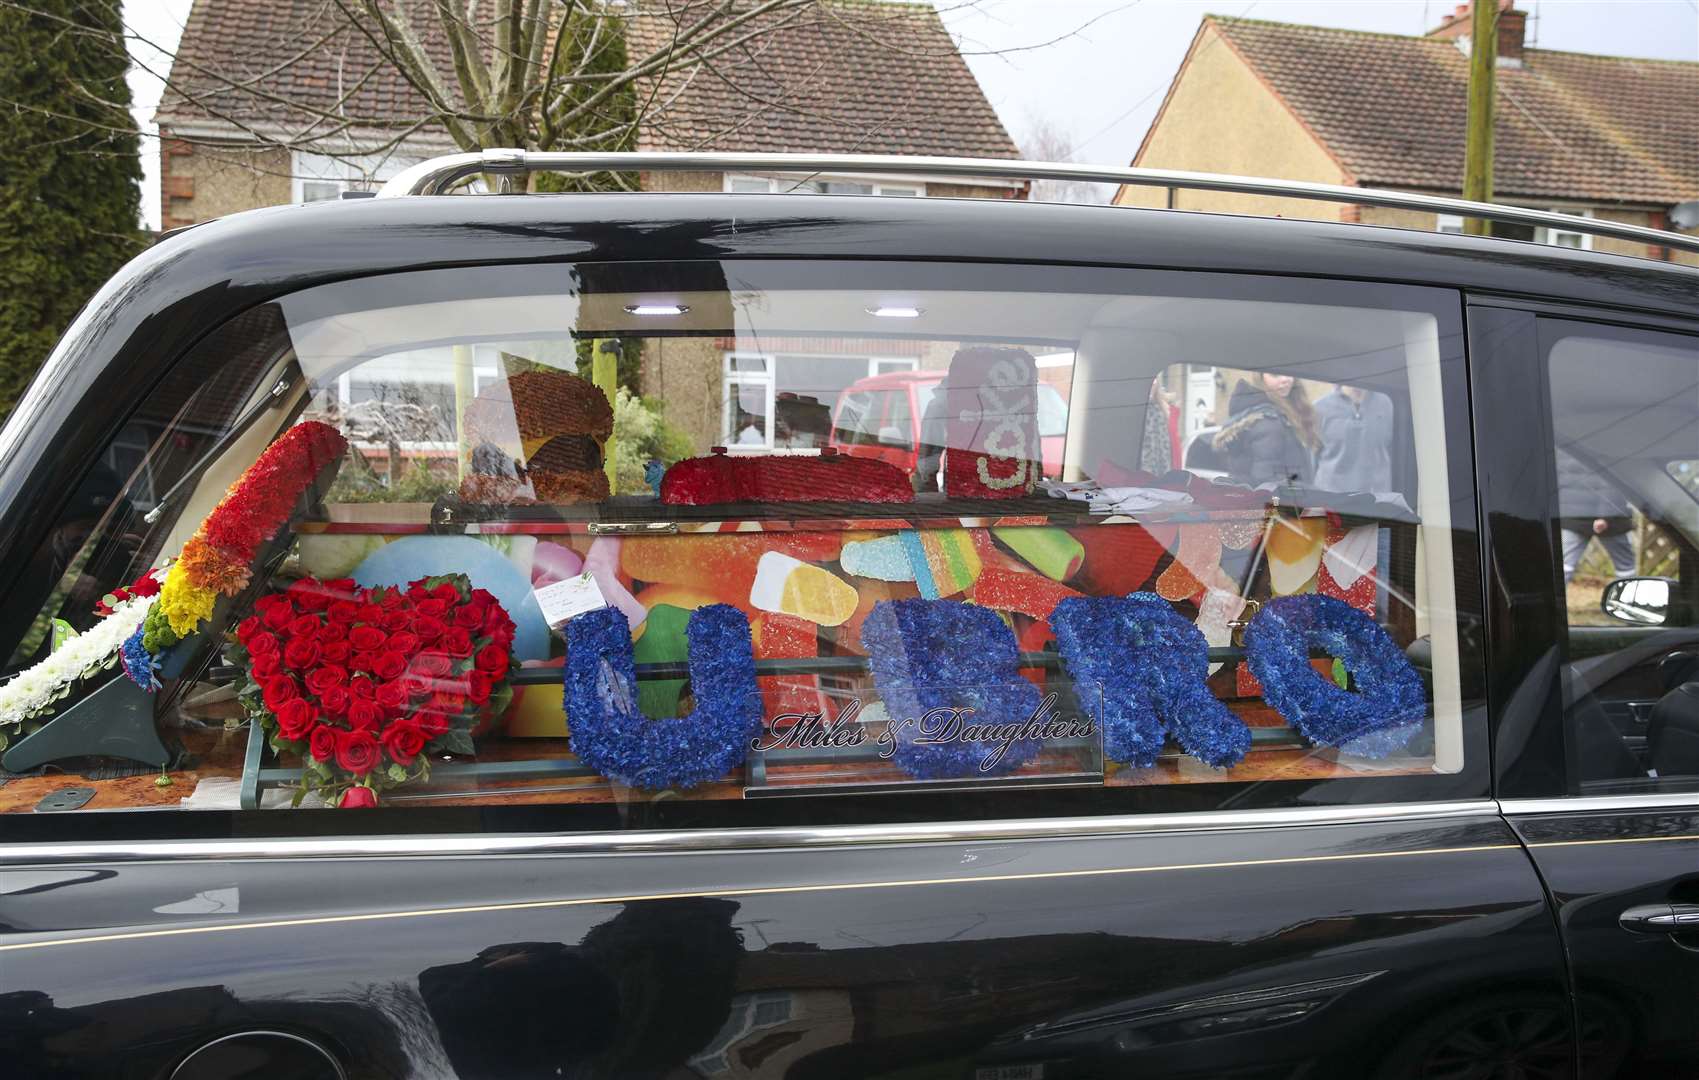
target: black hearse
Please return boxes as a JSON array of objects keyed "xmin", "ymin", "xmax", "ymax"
[{"xmin": 2, "ymin": 152, "xmax": 1698, "ymax": 1079}]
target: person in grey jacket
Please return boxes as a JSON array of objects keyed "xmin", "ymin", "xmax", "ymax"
[
  {"xmin": 1313, "ymin": 385, "xmax": 1394, "ymax": 494},
  {"xmin": 1556, "ymin": 447, "xmax": 1636, "ymax": 582}
]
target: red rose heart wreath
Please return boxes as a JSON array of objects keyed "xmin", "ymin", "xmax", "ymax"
[{"xmin": 229, "ymin": 574, "xmax": 516, "ymax": 807}]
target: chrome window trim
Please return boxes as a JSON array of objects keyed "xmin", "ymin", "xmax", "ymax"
[
  {"xmin": 0, "ymin": 799, "xmax": 1495, "ymax": 866},
  {"xmin": 170, "ymin": 1030, "xmax": 346, "ymax": 1080},
  {"xmin": 1500, "ymin": 792, "xmax": 1699, "ymax": 816}
]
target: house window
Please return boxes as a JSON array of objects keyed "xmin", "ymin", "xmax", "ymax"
[
  {"xmin": 1541, "ymin": 211, "xmax": 1593, "ymax": 250},
  {"xmin": 1436, "ymin": 214, "xmax": 1465, "ymax": 234},
  {"xmin": 724, "ymin": 353, "xmax": 775, "ymax": 446},
  {"xmin": 291, "ymin": 151, "xmax": 422, "ymax": 204},
  {"xmin": 724, "ymin": 173, "xmax": 927, "ymax": 197}
]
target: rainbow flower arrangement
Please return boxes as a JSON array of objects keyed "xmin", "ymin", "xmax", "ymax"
[
  {"xmin": 0, "ymin": 422, "xmax": 347, "ymax": 733},
  {"xmin": 139, "ymin": 420, "xmax": 348, "ymax": 656}
]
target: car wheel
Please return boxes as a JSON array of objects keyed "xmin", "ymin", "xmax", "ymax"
[{"xmin": 1372, "ymin": 993, "xmax": 1576, "ymax": 1080}]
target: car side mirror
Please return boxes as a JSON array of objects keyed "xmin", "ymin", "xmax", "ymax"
[{"xmin": 1601, "ymin": 576, "xmax": 1673, "ymax": 626}]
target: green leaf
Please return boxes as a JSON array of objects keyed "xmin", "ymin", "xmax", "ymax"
[
  {"xmin": 440, "ymin": 729, "xmax": 475, "ymax": 756},
  {"xmin": 488, "ymin": 684, "xmax": 514, "ymax": 717},
  {"xmin": 386, "ymin": 762, "xmax": 409, "ymax": 784},
  {"xmin": 290, "ymin": 785, "xmax": 307, "ymax": 808},
  {"xmin": 1332, "ymin": 658, "xmax": 1350, "ymax": 689}
]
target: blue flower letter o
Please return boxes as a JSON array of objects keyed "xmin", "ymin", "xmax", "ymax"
[
  {"xmin": 563, "ymin": 603, "xmax": 761, "ymax": 789},
  {"xmin": 1052, "ymin": 592, "xmax": 1251, "ymax": 769},
  {"xmin": 1243, "ymin": 594, "xmax": 1427, "ymax": 757}
]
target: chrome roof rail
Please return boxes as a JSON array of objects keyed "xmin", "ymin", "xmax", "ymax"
[{"xmin": 377, "ymin": 149, "xmax": 1699, "ymax": 259}]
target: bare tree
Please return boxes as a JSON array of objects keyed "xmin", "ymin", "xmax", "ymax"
[
  {"xmin": 1, "ymin": 0, "xmax": 1095, "ymax": 193},
  {"xmin": 1018, "ymin": 113, "xmax": 1112, "ymax": 205}
]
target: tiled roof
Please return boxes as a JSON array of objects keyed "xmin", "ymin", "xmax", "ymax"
[
  {"xmin": 1199, "ymin": 16, "xmax": 1698, "ymax": 206},
  {"xmin": 624, "ymin": 2, "xmax": 1018, "ymax": 157},
  {"xmin": 156, "ymin": 1, "xmax": 1018, "ymax": 160}
]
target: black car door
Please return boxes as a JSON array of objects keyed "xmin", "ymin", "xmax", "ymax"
[
  {"xmin": 0, "ymin": 256, "xmax": 1574, "ymax": 1079},
  {"xmin": 1480, "ymin": 304, "xmax": 1699, "ymax": 1078}
]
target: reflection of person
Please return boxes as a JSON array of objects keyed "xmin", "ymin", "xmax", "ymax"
[
  {"xmin": 1212, "ymin": 373, "xmax": 1318, "ymax": 486},
  {"xmin": 1313, "ymin": 384, "xmax": 1394, "ymax": 494},
  {"xmin": 1557, "ymin": 448, "xmax": 1635, "ymax": 583},
  {"xmin": 1138, "ymin": 379, "xmax": 1176, "ymax": 474}
]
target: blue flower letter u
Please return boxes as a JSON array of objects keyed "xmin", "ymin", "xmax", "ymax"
[{"xmin": 562, "ymin": 604, "xmax": 761, "ymax": 789}]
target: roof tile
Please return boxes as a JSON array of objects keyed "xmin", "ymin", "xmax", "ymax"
[{"xmin": 1208, "ymin": 16, "xmax": 1698, "ymax": 206}]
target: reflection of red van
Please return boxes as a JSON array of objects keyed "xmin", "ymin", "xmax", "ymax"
[{"xmin": 827, "ymin": 371, "xmax": 1068, "ymax": 481}]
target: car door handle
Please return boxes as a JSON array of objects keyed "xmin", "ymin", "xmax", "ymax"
[{"xmin": 1619, "ymin": 904, "xmax": 1699, "ymax": 933}]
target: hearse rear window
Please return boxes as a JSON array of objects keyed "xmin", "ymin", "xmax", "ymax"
[{"xmin": 0, "ymin": 262, "xmax": 1483, "ymax": 819}]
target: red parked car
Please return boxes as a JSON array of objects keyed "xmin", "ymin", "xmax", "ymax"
[{"xmin": 827, "ymin": 369, "xmax": 1069, "ymax": 484}]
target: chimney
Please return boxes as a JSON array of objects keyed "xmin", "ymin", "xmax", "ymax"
[{"xmin": 1427, "ymin": 0, "xmax": 1528, "ymax": 65}]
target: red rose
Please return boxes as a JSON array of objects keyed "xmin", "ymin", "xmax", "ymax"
[
  {"xmin": 380, "ymin": 589, "xmax": 408, "ymax": 610},
  {"xmin": 376, "ymin": 678, "xmax": 410, "ymax": 712},
  {"xmin": 251, "ymin": 653, "xmax": 281, "ymax": 679},
  {"xmin": 320, "ymin": 640, "xmax": 352, "ymax": 664},
  {"xmin": 304, "ymin": 665, "xmax": 346, "ymax": 695},
  {"xmin": 347, "ymin": 699, "xmax": 383, "ymax": 731},
  {"xmin": 415, "ymin": 711, "xmax": 451, "ymax": 738},
  {"xmin": 412, "ymin": 615, "xmax": 448, "ymax": 642},
  {"xmin": 386, "ymin": 631, "xmax": 420, "ymax": 656},
  {"xmin": 339, "ymin": 785, "xmax": 377, "ymax": 809},
  {"xmin": 402, "ymin": 672, "xmax": 434, "ymax": 700},
  {"xmin": 464, "ymin": 669, "xmax": 492, "ymax": 705},
  {"xmin": 414, "ymin": 597, "xmax": 449, "ymax": 619},
  {"xmin": 285, "ymin": 614, "xmax": 321, "ymax": 640},
  {"xmin": 348, "ymin": 625, "xmax": 387, "ymax": 652},
  {"xmin": 482, "ymin": 604, "xmax": 512, "ymax": 632},
  {"xmin": 317, "ymin": 620, "xmax": 347, "ymax": 644},
  {"xmin": 334, "ymin": 729, "xmax": 381, "ymax": 775},
  {"xmin": 452, "ymin": 604, "xmax": 484, "ymax": 629},
  {"xmin": 318, "ymin": 685, "xmax": 350, "ymax": 717},
  {"xmin": 247, "ymin": 631, "xmax": 280, "ymax": 658},
  {"xmin": 406, "ymin": 582, "xmax": 431, "ymax": 602},
  {"xmin": 282, "ymin": 636, "xmax": 322, "ymax": 670},
  {"xmin": 286, "ymin": 579, "xmax": 332, "ymax": 612},
  {"xmin": 276, "ymin": 698, "xmax": 319, "ymax": 741},
  {"xmin": 262, "ymin": 675, "xmax": 299, "ymax": 711},
  {"xmin": 381, "ymin": 609, "xmax": 412, "ymax": 632},
  {"xmin": 253, "ymin": 593, "xmax": 290, "ymax": 617},
  {"xmin": 325, "ymin": 578, "xmax": 357, "ymax": 597},
  {"xmin": 474, "ymin": 645, "xmax": 510, "ymax": 680},
  {"xmin": 235, "ymin": 616, "xmax": 261, "ymax": 644},
  {"xmin": 357, "ymin": 603, "xmax": 385, "ymax": 624},
  {"xmin": 327, "ymin": 600, "xmax": 360, "ymax": 625},
  {"xmin": 442, "ymin": 627, "xmax": 475, "ymax": 659},
  {"xmin": 380, "ymin": 719, "xmax": 428, "ymax": 765},
  {"xmin": 261, "ymin": 602, "xmax": 294, "ymax": 632},
  {"xmin": 373, "ymin": 650, "xmax": 409, "ymax": 681},
  {"xmin": 432, "ymin": 582, "xmax": 463, "ymax": 603},
  {"xmin": 348, "ymin": 676, "xmax": 376, "ymax": 701},
  {"xmin": 412, "ymin": 651, "xmax": 452, "ymax": 679},
  {"xmin": 470, "ymin": 588, "xmax": 498, "ymax": 608},
  {"xmin": 490, "ymin": 625, "xmax": 515, "ymax": 650},
  {"xmin": 350, "ymin": 650, "xmax": 378, "ymax": 674},
  {"xmin": 308, "ymin": 724, "xmax": 338, "ymax": 762}
]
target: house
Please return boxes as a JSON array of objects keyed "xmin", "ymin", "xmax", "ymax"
[
  {"xmin": 154, "ymin": 1, "xmax": 1026, "ymax": 451},
  {"xmin": 153, "ymin": 0, "xmax": 1025, "ymax": 229},
  {"xmin": 1115, "ymin": 4, "xmax": 1699, "ymax": 266}
]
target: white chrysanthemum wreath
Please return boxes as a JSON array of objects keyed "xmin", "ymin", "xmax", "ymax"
[{"xmin": 0, "ymin": 592, "xmax": 155, "ymax": 730}]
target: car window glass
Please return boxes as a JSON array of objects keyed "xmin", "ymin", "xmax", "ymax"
[
  {"xmin": 0, "ymin": 263, "xmax": 1483, "ymax": 826},
  {"xmin": 1542, "ymin": 320, "xmax": 1699, "ymax": 796}
]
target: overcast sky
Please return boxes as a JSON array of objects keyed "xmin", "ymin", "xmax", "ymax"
[{"xmin": 125, "ymin": 0, "xmax": 1698, "ymax": 228}]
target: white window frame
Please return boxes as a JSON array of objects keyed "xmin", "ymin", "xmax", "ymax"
[
  {"xmin": 1540, "ymin": 208, "xmax": 1594, "ymax": 251},
  {"xmin": 291, "ymin": 151, "xmax": 423, "ymax": 205},
  {"xmin": 723, "ymin": 352, "xmax": 776, "ymax": 447},
  {"xmin": 723, "ymin": 172, "xmax": 926, "ymax": 197},
  {"xmin": 1436, "ymin": 213, "xmax": 1465, "ymax": 235}
]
